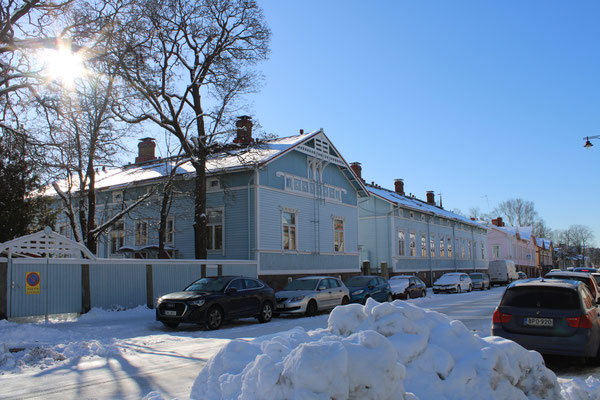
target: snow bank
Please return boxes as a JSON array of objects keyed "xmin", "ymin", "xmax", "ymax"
[
  {"xmin": 560, "ymin": 377, "xmax": 600, "ymax": 400},
  {"xmin": 191, "ymin": 299, "xmax": 564, "ymax": 400}
]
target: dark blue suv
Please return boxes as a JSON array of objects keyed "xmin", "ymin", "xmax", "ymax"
[{"xmin": 344, "ymin": 275, "xmax": 392, "ymax": 304}]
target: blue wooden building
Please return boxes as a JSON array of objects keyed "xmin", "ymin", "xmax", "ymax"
[
  {"xmin": 51, "ymin": 119, "xmax": 368, "ymax": 288},
  {"xmin": 350, "ymin": 163, "xmax": 488, "ymax": 285}
]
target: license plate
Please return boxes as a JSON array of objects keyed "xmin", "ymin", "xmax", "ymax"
[
  {"xmin": 164, "ymin": 310, "xmax": 177, "ymax": 316},
  {"xmin": 525, "ymin": 317, "xmax": 553, "ymax": 327}
]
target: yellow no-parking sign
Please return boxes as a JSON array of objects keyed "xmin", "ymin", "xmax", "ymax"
[{"xmin": 26, "ymin": 271, "xmax": 41, "ymax": 295}]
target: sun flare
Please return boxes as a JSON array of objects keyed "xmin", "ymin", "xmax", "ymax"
[{"xmin": 40, "ymin": 46, "xmax": 87, "ymax": 88}]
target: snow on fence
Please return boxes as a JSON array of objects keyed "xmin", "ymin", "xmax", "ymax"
[{"xmin": 0, "ymin": 258, "xmax": 257, "ymax": 319}]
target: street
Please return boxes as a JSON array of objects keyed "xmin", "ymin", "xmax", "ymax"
[{"xmin": 1, "ymin": 286, "xmax": 597, "ymax": 399}]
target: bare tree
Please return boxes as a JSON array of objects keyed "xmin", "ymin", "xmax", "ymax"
[
  {"xmin": 533, "ymin": 218, "xmax": 552, "ymax": 239},
  {"xmin": 493, "ymin": 198, "xmax": 538, "ymax": 226},
  {"xmin": 114, "ymin": 0, "xmax": 270, "ymax": 259},
  {"xmin": 568, "ymin": 224, "xmax": 595, "ymax": 267}
]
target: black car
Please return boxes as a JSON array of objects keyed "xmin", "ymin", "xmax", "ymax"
[
  {"xmin": 156, "ymin": 276, "xmax": 276, "ymax": 330},
  {"xmin": 491, "ymin": 279, "xmax": 600, "ymax": 360}
]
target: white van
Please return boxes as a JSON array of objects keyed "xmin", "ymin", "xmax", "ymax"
[{"xmin": 488, "ymin": 260, "xmax": 519, "ymax": 285}]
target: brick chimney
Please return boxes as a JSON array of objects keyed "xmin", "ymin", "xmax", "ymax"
[
  {"xmin": 491, "ymin": 217, "xmax": 505, "ymax": 227},
  {"xmin": 135, "ymin": 137, "xmax": 156, "ymax": 163},
  {"xmin": 233, "ymin": 115, "xmax": 254, "ymax": 145},
  {"xmin": 426, "ymin": 191, "xmax": 435, "ymax": 205},
  {"xmin": 350, "ymin": 162, "xmax": 362, "ymax": 180},
  {"xmin": 394, "ymin": 179, "xmax": 404, "ymax": 195}
]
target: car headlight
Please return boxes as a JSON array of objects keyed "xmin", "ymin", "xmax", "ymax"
[
  {"xmin": 352, "ymin": 289, "xmax": 364, "ymax": 295},
  {"xmin": 156, "ymin": 297, "xmax": 164, "ymax": 306},
  {"xmin": 188, "ymin": 299, "xmax": 206, "ymax": 306},
  {"xmin": 290, "ymin": 296, "xmax": 305, "ymax": 302}
]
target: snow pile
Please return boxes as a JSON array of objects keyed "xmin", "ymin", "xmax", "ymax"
[
  {"xmin": 192, "ymin": 299, "xmax": 563, "ymax": 400},
  {"xmin": 560, "ymin": 376, "xmax": 600, "ymax": 400}
]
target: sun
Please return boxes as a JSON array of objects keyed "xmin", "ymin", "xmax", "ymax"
[{"xmin": 39, "ymin": 45, "xmax": 87, "ymax": 88}]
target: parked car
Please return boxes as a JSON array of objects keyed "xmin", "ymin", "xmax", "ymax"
[
  {"xmin": 544, "ymin": 271, "xmax": 600, "ymax": 303},
  {"xmin": 389, "ymin": 275, "xmax": 427, "ymax": 299},
  {"xmin": 432, "ymin": 273, "xmax": 472, "ymax": 294},
  {"xmin": 518, "ymin": 272, "xmax": 528, "ymax": 280},
  {"xmin": 469, "ymin": 272, "xmax": 491, "ymax": 290},
  {"xmin": 155, "ymin": 276, "xmax": 276, "ymax": 330},
  {"xmin": 488, "ymin": 260, "xmax": 519, "ymax": 285},
  {"xmin": 344, "ymin": 275, "xmax": 392, "ymax": 304},
  {"xmin": 275, "ymin": 276, "xmax": 350, "ymax": 317},
  {"xmin": 574, "ymin": 267, "xmax": 598, "ymax": 273},
  {"xmin": 491, "ymin": 279, "xmax": 600, "ymax": 360}
]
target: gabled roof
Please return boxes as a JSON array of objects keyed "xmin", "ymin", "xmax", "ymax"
[
  {"xmin": 0, "ymin": 228, "xmax": 96, "ymax": 259},
  {"xmin": 43, "ymin": 129, "xmax": 368, "ymax": 197},
  {"xmin": 536, "ymin": 238, "xmax": 552, "ymax": 249},
  {"xmin": 366, "ymin": 185, "xmax": 484, "ymax": 229}
]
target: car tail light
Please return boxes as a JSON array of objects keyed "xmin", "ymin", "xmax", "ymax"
[
  {"xmin": 492, "ymin": 309, "xmax": 512, "ymax": 323},
  {"xmin": 566, "ymin": 313, "xmax": 593, "ymax": 329}
]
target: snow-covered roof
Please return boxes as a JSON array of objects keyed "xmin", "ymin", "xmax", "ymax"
[
  {"xmin": 366, "ymin": 185, "xmax": 485, "ymax": 229},
  {"xmin": 43, "ymin": 129, "xmax": 367, "ymax": 196},
  {"xmin": 536, "ymin": 238, "xmax": 552, "ymax": 249},
  {"xmin": 499, "ymin": 226, "xmax": 533, "ymax": 242}
]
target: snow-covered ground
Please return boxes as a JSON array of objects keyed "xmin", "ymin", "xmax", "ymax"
[{"xmin": 0, "ymin": 287, "xmax": 598, "ymax": 399}]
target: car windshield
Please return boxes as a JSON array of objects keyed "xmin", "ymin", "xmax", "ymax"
[
  {"xmin": 345, "ymin": 277, "xmax": 372, "ymax": 287},
  {"xmin": 501, "ymin": 287, "xmax": 580, "ymax": 310},
  {"xmin": 284, "ymin": 279, "xmax": 319, "ymax": 291},
  {"xmin": 185, "ymin": 277, "xmax": 230, "ymax": 292},
  {"xmin": 469, "ymin": 273, "xmax": 483, "ymax": 279}
]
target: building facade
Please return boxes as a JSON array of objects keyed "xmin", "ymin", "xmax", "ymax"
[
  {"xmin": 51, "ymin": 120, "xmax": 368, "ymax": 290},
  {"xmin": 353, "ymin": 164, "xmax": 488, "ymax": 286},
  {"xmin": 484, "ymin": 218, "xmax": 538, "ymax": 277}
]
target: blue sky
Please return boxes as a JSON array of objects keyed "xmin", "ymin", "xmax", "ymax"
[
  {"xmin": 123, "ymin": 1, "xmax": 600, "ymax": 244},
  {"xmin": 240, "ymin": 1, "xmax": 600, "ymax": 244}
]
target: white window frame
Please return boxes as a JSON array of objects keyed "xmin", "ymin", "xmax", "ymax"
[
  {"xmin": 493, "ymin": 245, "xmax": 501, "ymax": 259},
  {"xmin": 166, "ymin": 217, "xmax": 175, "ymax": 244},
  {"xmin": 440, "ymin": 237, "xmax": 445, "ymax": 257},
  {"xmin": 282, "ymin": 209, "xmax": 297, "ymax": 251},
  {"xmin": 430, "ymin": 236, "xmax": 435, "ymax": 258},
  {"xmin": 409, "ymin": 233, "xmax": 416, "ymax": 257},
  {"xmin": 421, "ymin": 234, "xmax": 427, "ymax": 257},
  {"xmin": 398, "ymin": 231, "xmax": 405, "ymax": 256},
  {"xmin": 206, "ymin": 208, "xmax": 224, "ymax": 252},
  {"xmin": 333, "ymin": 218, "xmax": 344, "ymax": 252},
  {"xmin": 207, "ymin": 177, "xmax": 220, "ymax": 192},
  {"xmin": 447, "ymin": 237, "xmax": 452, "ymax": 258},
  {"xmin": 110, "ymin": 220, "xmax": 125, "ymax": 255},
  {"xmin": 135, "ymin": 220, "xmax": 148, "ymax": 246}
]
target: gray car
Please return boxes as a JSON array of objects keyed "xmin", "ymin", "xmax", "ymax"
[
  {"xmin": 275, "ymin": 276, "xmax": 350, "ymax": 317},
  {"xmin": 491, "ymin": 279, "xmax": 600, "ymax": 360},
  {"xmin": 468, "ymin": 272, "xmax": 491, "ymax": 290}
]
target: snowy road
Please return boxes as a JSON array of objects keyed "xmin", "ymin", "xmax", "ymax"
[{"xmin": 1, "ymin": 285, "xmax": 597, "ymax": 399}]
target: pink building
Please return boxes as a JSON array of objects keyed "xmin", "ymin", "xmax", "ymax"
[{"xmin": 484, "ymin": 217, "xmax": 538, "ymax": 277}]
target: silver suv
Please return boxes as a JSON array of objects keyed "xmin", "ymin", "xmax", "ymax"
[{"xmin": 275, "ymin": 276, "xmax": 350, "ymax": 317}]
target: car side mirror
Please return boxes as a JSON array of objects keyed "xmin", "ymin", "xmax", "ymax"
[
  {"xmin": 318, "ymin": 285, "xmax": 327, "ymax": 291},
  {"xmin": 226, "ymin": 287, "xmax": 238, "ymax": 294}
]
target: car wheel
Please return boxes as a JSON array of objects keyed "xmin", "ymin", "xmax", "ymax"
[
  {"xmin": 387, "ymin": 293, "xmax": 393, "ymax": 302},
  {"xmin": 257, "ymin": 301, "xmax": 273, "ymax": 323},
  {"xmin": 406, "ymin": 291, "xmax": 411, "ymax": 300},
  {"xmin": 487, "ymin": 283, "xmax": 491, "ymax": 290},
  {"xmin": 162, "ymin": 321, "xmax": 179, "ymax": 329},
  {"xmin": 421, "ymin": 289, "xmax": 426, "ymax": 297},
  {"xmin": 206, "ymin": 306, "xmax": 223, "ymax": 330},
  {"xmin": 468, "ymin": 284, "xmax": 472, "ymax": 292},
  {"xmin": 456, "ymin": 285, "xmax": 461, "ymax": 294},
  {"xmin": 305, "ymin": 300, "xmax": 318, "ymax": 317},
  {"xmin": 341, "ymin": 296, "xmax": 350, "ymax": 305}
]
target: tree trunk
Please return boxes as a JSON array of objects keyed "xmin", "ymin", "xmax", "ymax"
[
  {"xmin": 86, "ymin": 166, "xmax": 97, "ymax": 255},
  {"xmin": 193, "ymin": 156, "xmax": 207, "ymax": 259}
]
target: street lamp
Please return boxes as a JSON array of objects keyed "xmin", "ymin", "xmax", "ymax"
[{"xmin": 583, "ymin": 135, "xmax": 600, "ymax": 149}]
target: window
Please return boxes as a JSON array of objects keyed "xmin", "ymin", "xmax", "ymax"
[
  {"xmin": 244, "ymin": 279, "xmax": 261, "ymax": 289},
  {"xmin": 421, "ymin": 214, "xmax": 425, "ymax": 221},
  {"xmin": 410, "ymin": 233, "xmax": 416, "ymax": 257},
  {"xmin": 282, "ymin": 211, "xmax": 296, "ymax": 250},
  {"xmin": 135, "ymin": 220, "xmax": 148, "ymax": 246},
  {"xmin": 468, "ymin": 240, "xmax": 472, "ymax": 259},
  {"xmin": 207, "ymin": 178, "xmax": 220, "ymax": 191},
  {"xmin": 447, "ymin": 237, "xmax": 452, "ymax": 258},
  {"xmin": 110, "ymin": 220, "xmax": 124, "ymax": 254},
  {"xmin": 440, "ymin": 237, "xmax": 445, "ymax": 257},
  {"xmin": 493, "ymin": 245, "xmax": 500, "ymax": 259},
  {"xmin": 461, "ymin": 241, "xmax": 466, "ymax": 259},
  {"xmin": 398, "ymin": 231, "xmax": 405, "ymax": 256},
  {"xmin": 166, "ymin": 218, "xmax": 174, "ymax": 244},
  {"xmin": 112, "ymin": 191, "xmax": 123, "ymax": 204},
  {"xmin": 334, "ymin": 218, "xmax": 344, "ymax": 252},
  {"xmin": 481, "ymin": 242, "xmax": 485, "ymax": 259},
  {"xmin": 410, "ymin": 211, "xmax": 414, "ymax": 219},
  {"xmin": 207, "ymin": 210, "xmax": 223, "ymax": 250},
  {"xmin": 430, "ymin": 236, "xmax": 435, "ymax": 258},
  {"xmin": 421, "ymin": 234, "xmax": 426, "ymax": 257}
]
